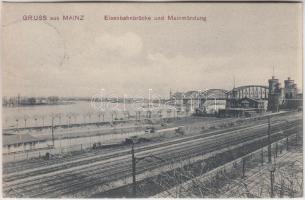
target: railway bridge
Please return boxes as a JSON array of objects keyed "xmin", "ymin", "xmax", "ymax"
[
  {"xmin": 171, "ymin": 85, "xmax": 270, "ymax": 111},
  {"xmin": 226, "ymin": 85, "xmax": 269, "ymax": 100}
]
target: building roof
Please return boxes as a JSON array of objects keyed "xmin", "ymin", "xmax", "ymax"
[
  {"xmin": 184, "ymin": 91, "xmax": 199, "ymax": 98},
  {"xmin": 3, "ymin": 134, "xmax": 46, "ymax": 146},
  {"xmin": 171, "ymin": 92, "xmax": 184, "ymax": 99}
]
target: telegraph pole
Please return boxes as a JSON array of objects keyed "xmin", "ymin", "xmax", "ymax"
[
  {"xmin": 261, "ymin": 148, "xmax": 264, "ymax": 166},
  {"xmin": 270, "ymin": 167, "xmax": 275, "ymax": 197},
  {"xmin": 242, "ymin": 157, "xmax": 246, "ymax": 178},
  {"xmin": 131, "ymin": 143, "xmax": 136, "ymax": 197},
  {"xmin": 275, "ymin": 142, "xmax": 278, "ymax": 158},
  {"xmin": 51, "ymin": 117, "xmax": 55, "ymax": 147},
  {"xmin": 286, "ymin": 135, "xmax": 289, "ymax": 151},
  {"xmin": 130, "ymin": 143, "xmax": 163, "ymax": 197},
  {"xmin": 268, "ymin": 117, "xmax": 272, "ymax": 163}
]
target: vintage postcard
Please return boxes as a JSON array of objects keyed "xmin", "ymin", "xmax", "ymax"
[{"xmin": 1, "ymin": 1, "xmax": 303, "ymax": 198}]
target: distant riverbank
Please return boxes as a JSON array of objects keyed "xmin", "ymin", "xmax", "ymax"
[{"xmin": 3, "ymin": 101, "xmax": 75, "ymax": 108}]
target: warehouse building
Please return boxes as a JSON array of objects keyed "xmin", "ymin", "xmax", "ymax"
[{"xmin": 2, "ymin": 134, "xmax": 46, "ymax": 153}]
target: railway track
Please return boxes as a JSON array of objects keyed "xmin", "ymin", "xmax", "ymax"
[
  {"xmin": 3, "ymin": 116, "xmax": 297, "ymax": 181},
  {"xmin": 28, "ymin": 125, "xmax": 300, "ymax": 198},
  {"xmin": 3, "ymin": 116, "xmax": 234, "ymax": 172},
  {"xmin": 3, "ymin": 117, "xmax": 301, "ymax": 197},
  {"xmin": 3, "ymin": 112, "xmax": 298, "ymax": 175}
]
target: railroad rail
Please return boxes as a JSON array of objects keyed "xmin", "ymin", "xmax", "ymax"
[{"xmin": 3, "ymin": 114, "xmax": 301, "ymax": 198}]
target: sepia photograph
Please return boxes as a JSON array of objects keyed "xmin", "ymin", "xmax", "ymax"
[{"xmin": 1, "ymin": 1, "xmax": 303, "ymax": 198}]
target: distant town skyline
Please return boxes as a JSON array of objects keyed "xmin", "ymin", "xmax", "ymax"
[{"xmin": 2, "ymin": 3, "xmax": 302, "ymax": 98}]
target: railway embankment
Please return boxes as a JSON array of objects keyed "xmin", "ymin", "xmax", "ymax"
[
  {"xmin": 2, "ymin": 112, "xmax": 301, "ymax": 198},
  {"xmin": 89, "ymin": 124, "xmax": 301, "ymax": 198}
]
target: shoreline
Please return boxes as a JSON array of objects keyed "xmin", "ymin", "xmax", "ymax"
[{"xmin": 2, "ymin": 101, "xmax": 75, "ymax": 108}]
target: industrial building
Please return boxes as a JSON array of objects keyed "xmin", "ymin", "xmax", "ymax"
[
  {"xmin": 282, "ymin": 77, "xmax": 302, "ymax": 110},
  {"xmin": 170, "ymin": 76, "xmax": 302, "ymax": 117},
  {"xmin": 2, "ymin": 134, "xmax": 46, "ymax": 154},
  {"xmin": 222, "ymin": 76, "xmax": 302, "ymax": 117}
]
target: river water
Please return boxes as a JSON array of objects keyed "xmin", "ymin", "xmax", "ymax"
[{"xmin": 2, "ymin": 101, "xmax": 179, "ymax": 129}]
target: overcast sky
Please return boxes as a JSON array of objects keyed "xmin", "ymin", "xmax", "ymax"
[{"xmin": 2, "ymin": 3, "xmax": 302, "ymax": 98}]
